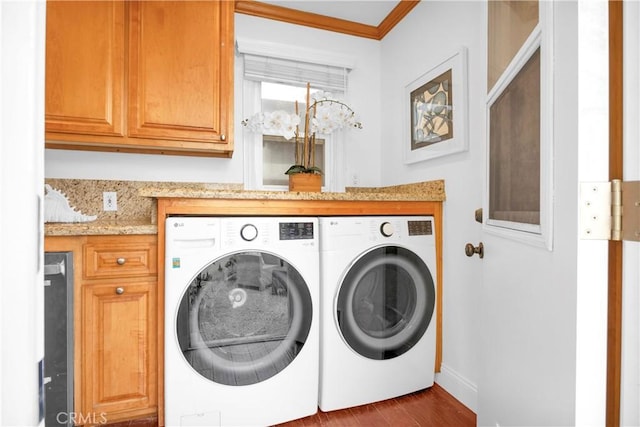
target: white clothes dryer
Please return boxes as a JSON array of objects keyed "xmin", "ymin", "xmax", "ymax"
[
  {"xmin": 165, "ymin": 217, "xmax": 319, "ymax": 426},
  {"xmin": 318, "ymin": 216, "xmax": 437, "ymax": 412}
]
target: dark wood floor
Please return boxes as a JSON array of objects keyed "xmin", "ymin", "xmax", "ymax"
[
  {"xmin": 106, "ymin": 383, "xmax": 475, "ymax": 427},
  {"xmin": 276, "ymin": 384, "xmax": 475, "ymax": 427}
]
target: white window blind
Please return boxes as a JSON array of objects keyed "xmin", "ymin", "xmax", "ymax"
[
  {"xmin": 236, "ymin": 38, "xmax": 352, "ymax": 92},
  {"xmin": 243, "ymin": 54, "xmax": 348, "ymax": 92}
]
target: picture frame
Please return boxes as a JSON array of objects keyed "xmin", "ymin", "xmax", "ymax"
[{"xmin": 403, "ymin": 47, "xmax": 468, "ymax": 164}]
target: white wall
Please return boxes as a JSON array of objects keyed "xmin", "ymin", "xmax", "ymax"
[
  {"xmin": 1, "ymin": 1, "xmax": 45, "ymax": 425},
  {"xmin": 380, "ymin": 1, "xmax": 483, "ymax": 412},
  {"xmin": 45, "ymin": 13, "xmax": 383, "ymax": 188}
]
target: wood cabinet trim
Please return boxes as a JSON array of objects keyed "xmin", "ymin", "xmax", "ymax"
[
  {"xmin": 45, "ymin": 135, "xmax": 233, "ymax": 157},
  {"xmin": 156, "ymin": 197, "xmax": 440, "ymax": 216},
  {"xmin": 45, "ymin": 236, "xmax": 86, "ymax": 416}
]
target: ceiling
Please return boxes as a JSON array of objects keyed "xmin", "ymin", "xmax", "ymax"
[{"xmin": 261, "ymin": 1, "xmax": 402, "ymax": 27}]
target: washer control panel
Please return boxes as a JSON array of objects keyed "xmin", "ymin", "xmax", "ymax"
[{"xmin": 279, "ymin": 222, "xmax": 315, "ymax": 240}]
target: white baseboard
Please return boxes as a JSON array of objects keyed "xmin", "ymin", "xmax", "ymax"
[{"xmin": 435, "ymin": 363, "xmax": 478, "ymax": 413}]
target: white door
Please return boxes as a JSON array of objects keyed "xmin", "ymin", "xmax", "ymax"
[
  {"xmin": 477, "ymin": 2, "xmax": 611, "ymax": 426},
  {"xmin": 478, "ymin": 1, "xmax": 640, "ymax": 426}
]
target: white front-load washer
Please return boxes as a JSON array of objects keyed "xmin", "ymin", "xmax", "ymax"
[
  {"xmin": 165, "ymin": 217, "xmax": 319, "ymax": 426},
  {"xmin": 318, "ymin": 216, "xmax": 437, "ymax": 412}
]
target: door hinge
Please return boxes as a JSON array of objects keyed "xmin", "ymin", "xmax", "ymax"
[{"xmin": 579, "ymin": 179, "xmax": 640, "ymax": 241}]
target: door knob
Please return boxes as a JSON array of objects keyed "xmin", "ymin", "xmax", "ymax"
[{"xmin": 465, "ymin": 242, "xmax": 484, "ymax": 258}]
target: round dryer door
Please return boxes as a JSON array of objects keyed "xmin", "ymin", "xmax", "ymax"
[
  {"xmin": 175, "ymin": 251, "xmax": 313, "ymax": 386},
  {"xmin": 336, "ymin": 246, "xmax": 435, "ymax": 360}
]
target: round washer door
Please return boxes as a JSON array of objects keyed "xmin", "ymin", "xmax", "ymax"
[
  {"xmin": 336, "ymin": 245, "xmax": 435, "ymax": 360},
  {"xmin": 175, "ymin": 251, "xmax": 313, "ymax": 386}
]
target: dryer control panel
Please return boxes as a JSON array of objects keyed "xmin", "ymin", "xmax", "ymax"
[
  {"xmin": 279, "ymin": 222, "xmax": 315, "ymax": 240},
  {"xmin": 408, "ymin": 220, "xmax": 433, "ymax": 236}
]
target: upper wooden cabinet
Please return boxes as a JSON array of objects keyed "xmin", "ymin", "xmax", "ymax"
[
  {"xmin": 128, "ymin": 1, "xmax": 233, "ymax": 146},
  {"xmin": 45, "ymin": 1, "xmax": 125, "ymax": 137},
  {"xmin": 45, "ymin": 1, "xmax": 234, "ymax": 157}
]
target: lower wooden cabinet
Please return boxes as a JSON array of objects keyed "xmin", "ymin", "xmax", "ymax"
[
  {"xmin": 44, "ymin": 234, "xmax": 158, "ymax": 424},
  {"xmin": 81, "ymin": 280, "xmax": 157, "ymax": 421}
]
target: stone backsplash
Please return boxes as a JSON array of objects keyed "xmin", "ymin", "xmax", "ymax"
[{"xmin": 45, "ymin": 179, "xmax": 243, "ymax": 222}]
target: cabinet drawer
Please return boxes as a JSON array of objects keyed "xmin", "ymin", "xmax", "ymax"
[{"xmin": 84, "ymin": 237, "xmax": 157, "ymax": 279}]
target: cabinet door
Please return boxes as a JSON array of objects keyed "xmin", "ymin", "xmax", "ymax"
[
  {"xmin": 82, "ymin": 280, "xmax": 157, "ymax": 421},
  {"xmin": 45, "ymin": 1, "xmax": 125, "ymax": 137},
  {"xmin": 128, "ymin": 1, "xmax": 234, "ymax": 149}
]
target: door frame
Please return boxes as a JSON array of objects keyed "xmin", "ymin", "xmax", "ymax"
[{"xmin": 607, "ymin": 1, "xmax": 623, "ymax": 426}]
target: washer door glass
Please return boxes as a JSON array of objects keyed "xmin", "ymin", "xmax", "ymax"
[
  {"xmin": 336, "ymin": 246, "xmax": 435, "ymax": 360},
  {"xmin": 176, "ymin": 251, "xmax": 312, "ymax": 386}
]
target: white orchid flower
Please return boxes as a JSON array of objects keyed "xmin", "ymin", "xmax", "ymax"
[{"xmin": 241, "ymin": 85, "xmax": 362, "ymax": 174}]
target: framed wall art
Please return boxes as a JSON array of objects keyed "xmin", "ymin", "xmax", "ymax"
[{"xmin": 404, "ymin": 47, "xmax": 468, "ymax": 164}]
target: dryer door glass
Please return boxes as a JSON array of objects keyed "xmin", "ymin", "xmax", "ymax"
[
  {"xmin": 336, "ymin": 246, "xmax": 435, "ymax": 360},
  {"xmin": 176, "ymin": 251, "xmax": 312, "ymax": 386}
]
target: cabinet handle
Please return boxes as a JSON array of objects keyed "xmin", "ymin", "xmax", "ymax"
[
  {"xmin": 115, "ymin": 287, "xmax": 124, "ymax": 295},
  {"xmin": 220, "ymin": 134, "xmax": 226, "ymax": 141},
  {"xmin": 116, "ymin": 257, "xmax": 126, "ymax": 265}
]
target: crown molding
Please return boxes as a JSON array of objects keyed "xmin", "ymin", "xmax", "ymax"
[
  {"xmin": 378, "ymin": 1, "xmax": 420, "ymax": 39},
  {"xmin": 234, "ymin": 1, "xmax": 420, "ymax": 41}
]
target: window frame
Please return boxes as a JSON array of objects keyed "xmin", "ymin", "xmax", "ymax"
[{"xmin": 242, "ymin": 80, "xmax": 342, "ymax": 192}]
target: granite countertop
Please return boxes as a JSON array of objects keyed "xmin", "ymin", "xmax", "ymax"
[
  {"xmin": 44, "ymin": 180, "xmax": 445, "ymax": 237},
  {"xmin": 45, "ymin": 219, "xmax": 158, "ymax": 236},
  {"xmin": 139, "ymin": 180, "xmax": 445, "ymax": 201}
]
